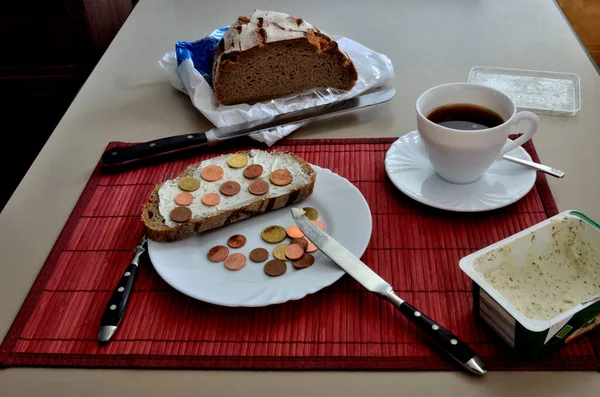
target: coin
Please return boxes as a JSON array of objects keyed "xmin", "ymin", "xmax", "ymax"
[
  {"xmin": 178, "ymin": 177, "xmax": 201, "ymax": 192},
  {"xmin": 201, "ymin": 193, "xmax": 221, "ymax": 206},
  {"xmin": 227, "ymin": 234, "xmax": 246, "ymax": 248},
  {"xmin": 270, "ymin": 169, "xmax": 292, "ymax": 186},
  {"xmin": 305, "ymin": 238, "xmax": 318, "ymax": 253},
  {"xmin": 292, "ymin": 254, "xmax": 315, "ymax": 269},
  {"xmin": 249, "ymin": 248, "xmax": 269, "ymax": 263},
  {"xmin": 261, "ymin": 225, "xmax": 287, "ymax": 243},
  {"xmin": 207, "ymin": 245, "xmax": 229, "ymax": 262},
  {"xmin": 169, "ymin": 206, "xmax": 192, "ymax": 223},
  {"xmin": 224, "ymin": 253, "xmax": 246, "ymax": 270},
  {"xmin": 312, "ymin": 220, "xmax": 325, "ymax": 230},
  {"xmin": 220, "ymin": 181, "xmax": 241, "ymax": 196},
  {"xmin": 285, "ymin": 244, "xmax": 305, "ymax": 260},
  {"xmin": 264, "ymin": 259, "xmax": 287, "ymax": 277},
  {"xmin": 286, "ymin": 226, "xmax": 304, "ymax": 239},
  {"xmin": 200, "ymin": 165, "xmax": 224, "ymax": 182},
  {"xmin": 302, "ymin": 207, "xmax": 319, "ymax": 220},
  {"xmin": 227, "ymin": 153, "xmax": 248, "ymax": 168},
  {"xmin": 289, "ymin": 238, "xmax": 308, "ymax": 251},
  {"xmin": 248, "ymin": 179, "xmax": 269, "ymax": 195},
  {"xmin": 174, "ymin": 192, "xmax": 194, "ymax": 206},
  {"xmin": 243, "ymin": 164, "xmax": 263, "ymax": 179},
  {"xmin": 273, "ymin": 244, "xmax": 289, "ymax": 261}
]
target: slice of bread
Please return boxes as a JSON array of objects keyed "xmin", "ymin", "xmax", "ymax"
[
  {"xmin": 142, "ymin": 150, "xmax": 316, "ymax": 242},
  {"xmin": 213, "ymin": 10, "xmax": 358, "ymax": 106}
]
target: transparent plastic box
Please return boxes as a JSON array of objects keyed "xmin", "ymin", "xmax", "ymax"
[{"xmin": 468, "ymin": 66, "xmax": 581, "ymax": 116}]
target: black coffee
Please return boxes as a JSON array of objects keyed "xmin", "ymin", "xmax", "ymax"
[{"xmin": 426, "ymin": 104, "xmax": 504, "ymax": 130}]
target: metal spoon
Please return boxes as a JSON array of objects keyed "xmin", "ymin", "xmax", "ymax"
[{"xmin": 502, "ymin": 155, "xmax": 565, "ymax": 178}]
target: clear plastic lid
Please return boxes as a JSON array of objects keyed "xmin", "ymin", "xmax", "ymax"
[{"xmin": 468, "ymin": 66, "xmax": 581, "ymax": 116}]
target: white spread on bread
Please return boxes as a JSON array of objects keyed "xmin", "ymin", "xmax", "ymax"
[
  {"xmin": 221, "ymin": 10, "xmax": 322, "ymax": 55},
  {"xmin": 158, "ymin": 150, "xmax": 312, "ymax": 228}
]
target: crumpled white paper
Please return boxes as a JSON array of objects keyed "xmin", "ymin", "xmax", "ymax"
[{"xmin": 158, "ymin": 36, "xmax": 394, "ymax": 146}]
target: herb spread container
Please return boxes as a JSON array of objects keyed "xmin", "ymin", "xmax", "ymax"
[{"xmin": 459, "ymin": 210, "xmax": 600, "ymax": 359}]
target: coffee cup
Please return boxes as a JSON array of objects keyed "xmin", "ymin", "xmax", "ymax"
[{"xmin": 416, "ymin": 83, "xmax": 540, "ymax": 184}]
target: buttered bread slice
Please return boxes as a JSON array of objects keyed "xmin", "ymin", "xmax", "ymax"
[{"xmin": 142, "ymin": 150, "xmax": 316, "ymax": 242}]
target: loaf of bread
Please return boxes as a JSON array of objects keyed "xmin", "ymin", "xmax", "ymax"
[
  {"xmin": 212, "ymin": 10, "xmax": 358, "ymax": 106},
  {"xmin": 142, "ymin": 150, "xmax": 316, "ymax": 242}
]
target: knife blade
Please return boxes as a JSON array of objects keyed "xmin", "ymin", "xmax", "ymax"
[
  {"xmin": 101, "ymin": 88, "xmax": 395, "ymax": 168},
  {"xmin": 291, "ymin": 208, "xmax": 487, "ymax": 375}
]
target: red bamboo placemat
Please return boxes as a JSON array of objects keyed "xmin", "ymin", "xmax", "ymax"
[{"xmin": 1, "ymin": 137, "xmax": 599, "ymax": 371}]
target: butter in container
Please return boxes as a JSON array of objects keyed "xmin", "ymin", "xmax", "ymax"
[{"xmin": 459, "ymin": 210, "xmax": 600, "ymax": 359}]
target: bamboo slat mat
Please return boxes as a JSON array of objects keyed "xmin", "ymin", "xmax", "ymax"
[{"xmin": 1, "ymin": 137, "xmax": 598, "ymax": 371}]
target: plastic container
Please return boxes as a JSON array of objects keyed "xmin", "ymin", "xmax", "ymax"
[
  {"xmin": 459, "ymin": 210, "xmax": 600, "ymax": 359},
  {"xmin": 468, "ymin": 66, "xmax": 581, "ymax": 116}
]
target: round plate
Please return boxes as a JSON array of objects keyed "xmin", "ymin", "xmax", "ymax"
[
  {"xmin": 384, "ymin": 131, "xmax": 536, "ymax": 212},
  {"xmin": 147, "ymin": 165, "xmax": 372, "ymax": 307}
]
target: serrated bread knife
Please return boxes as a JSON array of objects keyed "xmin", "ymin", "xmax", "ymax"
[
  {"xmin": 291, "ymin": 207, "xmax": 487, "ymax": 376},
  {"xmin": 101, "ymin": 88, "xmax": 395, "ymax": 168}
]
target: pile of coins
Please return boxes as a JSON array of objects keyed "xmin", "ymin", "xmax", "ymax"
[
  {"xmin": 168, "ymin": 152, "xmax": 294, "ymax": 223},
  {"xmin": 205, "ymin": 207, "xmax": 322, "ymax": 277}
]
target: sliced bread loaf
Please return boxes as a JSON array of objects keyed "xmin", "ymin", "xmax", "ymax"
[
  {"xmin": 213, "ymin": 10, "xmax": 358, "ymax": 106},
  {"xmin": 142, "ymin": 150, "xmax": 316, "ymax": 242}
]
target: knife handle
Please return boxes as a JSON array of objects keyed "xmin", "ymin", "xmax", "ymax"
[
  {"xmin": 383, "ymin": 289, "xmax": 487, "ymax": 375},
  {"xmin": 98, "ymin": 263, "xmax": 139, "ymax": 343},
  {"xmin": 101, "ymin": 131, "xmax": 210, "ymax": 167}
]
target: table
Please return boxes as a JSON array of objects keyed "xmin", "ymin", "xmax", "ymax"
[{"xmin": 1, "ymin": 0, "xmax": 599, "ymax": 395}]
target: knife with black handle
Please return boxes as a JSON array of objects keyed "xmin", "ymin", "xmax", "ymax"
[
  {"xmin": 101, "ymin": 88, "xmax": 395, "ymax": 168},
  {"xmin": 98, "ymin": 235, "xmax": 146, "ymax": 344},
  {"xmin": 291, "ymin": 208, "xmax": 487, "ymax": 375}
]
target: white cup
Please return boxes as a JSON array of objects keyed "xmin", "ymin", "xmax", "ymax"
[{"xmin": 416, "ymin": 83, "xmax": 540, "ymax": 184}]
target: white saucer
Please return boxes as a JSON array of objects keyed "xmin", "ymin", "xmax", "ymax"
[{"xmin": 384, "ymin": 131, "xmax": 537, "ymax": 212}]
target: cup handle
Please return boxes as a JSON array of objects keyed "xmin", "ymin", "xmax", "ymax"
[{"xmin": 497, "ymin": 111, "xmax": 540, "ymax": 160}]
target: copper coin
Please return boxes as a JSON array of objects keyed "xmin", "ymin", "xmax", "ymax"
[
  {"xmin": 285, "ymin": 244, "xmax": 305, "ymax": 260},
  {"xmin": 224, "ymin": 253, "xmax": 246, "ymax": 270},
  {"xmin": 227, "ymin": 234, "xmax": 246, "ymax": 248},
  {"xmin": 178, "ymin": 177, "xmax": 201, "ymax": 192},
  {"xmin": 200, "ymin": 165, "xmax": 224, "ymax": 182},
  {"xmin": 312, "ymin": 220, "xmax": 325, "ymax": 230},
  {"xmin": 207, "ymin": 245, "xmax": 229, "ymax": 262},
  {"xmin": 264, "ymin": 259, "xmax": 287, "ymax": 277},
  {"xmin": 220, "ymin": 181, "xmax": 241, "ymax": 196},
  {"xmin": 286, "ymin": 226, "xmax": 304, "ymax": 239},
  {"xmin": 248, "ymin": 179, "xmax": 269, "ymax": 196},
  {"xmin": 169, "ymin": 206, "xmax": 192, "ymax": 223},
  {"xmin": 292, "ymin": 254, "xmax": 315, "ymax": 269},
  {"xmin": 249, "ymin": 248, "xmax": 269, "ymax": 263},
  {"xmin": 174, "ymin": 192, "xmax": 194, "ymax": 206},
  {"xmin": 243, "ymin": 164, "xmax": 263, "ymax": 179},
  {"xmin": 289, "ymin": 238, "xmax": 308, "ymax": 251},
  {"xmin": 201, "ymin": 193, "xmax": 221, "ymax": 206},
  {"xmin": 270, "ymin": 169, "xmax": 292, "ymax": 186},
  {"xmin": 305, "ymin": 238, "xmax": 318, "ymax": 253}
]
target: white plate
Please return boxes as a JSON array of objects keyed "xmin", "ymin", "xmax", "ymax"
[
  {"xmin": 384, "ymin": 131, "xmax": 536, "ymax": 212},
  {"xmin": 147, "ymin": 165, "xmax": 372, "ymax": 307}
]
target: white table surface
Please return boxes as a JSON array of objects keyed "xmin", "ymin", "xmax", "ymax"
[{"xmin": 1, "ymin": 0, "xmax": 600, "ymax": 395}]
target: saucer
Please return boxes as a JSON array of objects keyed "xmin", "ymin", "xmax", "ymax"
[{"xmin": 384, "ymin": 131, "xmax": 536, "ymax": 212}]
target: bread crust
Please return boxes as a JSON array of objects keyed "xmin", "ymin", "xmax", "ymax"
[{"xmin": 142, "ymin": 150, "xmax": 316, "ymax": 242}]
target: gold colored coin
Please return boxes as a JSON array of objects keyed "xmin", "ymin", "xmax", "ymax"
[
  {"xmin": 261, "ymin": 225, "xmax": 287, "ymax": 244},
  {"xmin": 227, "ymin": 153, "xmax": 248, "ymax": 168},
  {"xmin": 178, "ymin": 177, "xmax": 201, "ymax": 192},
  {"xmin": 303, "ymin": 207, "xmax": 319, "ymax": 221},
  {"xmin": 273, "ymin": 244, "xmax": 289, "ymax": 261}
]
